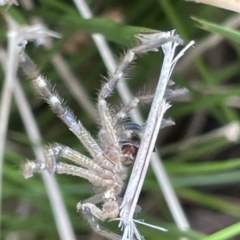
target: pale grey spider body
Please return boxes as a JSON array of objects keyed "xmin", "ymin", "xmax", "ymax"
[{"xmin": 20, "ymin": 36, "xmax": 178, "ymax": 240}]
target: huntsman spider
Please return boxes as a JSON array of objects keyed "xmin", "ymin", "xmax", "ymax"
[{"xmin": 20, "ymin": 34, "xmax": 179, "ymax": 240}]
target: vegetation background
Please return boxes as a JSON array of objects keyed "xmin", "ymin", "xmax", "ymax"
[{"xmin": 1, "ymin": 0, "xmax": 240, "ymax": 239}]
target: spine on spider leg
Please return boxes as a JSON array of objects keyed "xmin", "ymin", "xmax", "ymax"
[
  {"xmin": 19, "ymin": 54, "xmax": 103, "ymax": 158},
  {"xmin": 56, "ymin": 162, "xmax": 114, "ymax": 187},
  {"xmin": 113, "ymin": 83, "xmax": 188, "ymax": 127},
  {"xmin": 99, "ymin": 34, "xmax": 182, "ymax": 102},
  {"xmin": 98, "ymin": 38, "xmax": 175, "ymax": 137},
  {"xmin": 19, "ymin": 55, "xmax": 77, "ymax": 125},
  {"xmin": 97, "ymin": 50, "xmax": 136, "ymax": 149},
  {"xmin": 113, "ymin": 97, "xmax": 140, "ymax": 126},
  {"xmin": 99, "ymin": 51, "xmax": 135, "ymax": 100},
  {"xmin": 45, "ymin": 144, "xmax": 114, "ymax": 179}
]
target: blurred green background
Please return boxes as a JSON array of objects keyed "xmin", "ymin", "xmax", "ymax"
[{"xmin": 1, "ymin": 0, "xmax": 240, "ymax": 239}]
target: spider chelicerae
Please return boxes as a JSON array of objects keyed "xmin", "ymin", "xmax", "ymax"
[{"xmin": 20, "ymin": 35, "xmax": 177, "ymax": 240}]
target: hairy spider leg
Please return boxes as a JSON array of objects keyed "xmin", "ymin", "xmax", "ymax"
[
  {"xmin": 98, "ymin": 35, "xmax": 178, "ymax": 147},
  {"xmin": 20, "ymin": 35, "xmax": 178, "ymax": 240},
  {"xmin": 20, "ymin": 55, "xmax": 114, "ymax": 171},
  {"xmin": 56, "ymin": 163, "xmax": 114, "ymax": 186},
  {"xmin": 80, "ymin": 37, "xmax": 178, "ymax": 224},
  {"xmin": 19, "ymin": 53, "xmax": 125, "ymax": 235},
  {"xmin": 113, "ymin": 98, "xmax": 140, "ymax": 127},
  {"xmin": 113, "ymin": 86, "xmax": 187, "ymax": 127},
  {"xmin": 44, "ymin": 144, "xmax": 113, "ymax": 177},
  {"xmin": 23, "ymin": 160, "xmax": 113, "ymax": 186},
  {"xmin": 82, "ymin": 207, "xmax": 122, "ymax": 240},
  {"xmin": 23, "ymin": 144, "xmax": 116, "ymax": 184},
  {"xmin": 98, "ymin": 51, "xmax": 135, "ymax": 157}
]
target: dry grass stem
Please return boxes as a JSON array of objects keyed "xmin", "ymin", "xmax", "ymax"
[
  {"xmin": 119, "ymin": 34, "xmax": 194, "ymax": 239},
  {"xmin": 0, "ymin": 11, "xmax": 76, "ymax": 239},
  {"xmin": 73, "ymin": 0, "xmax": 191, "ymax": 234}
]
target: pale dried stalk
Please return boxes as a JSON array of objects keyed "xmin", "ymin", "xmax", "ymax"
[
  {"xmin": 0, "ymin": 46, "xmax": 76, "ymax": 240},
  {"xmin": 13, "ymin": 80, "xmax": 76, "ymax": 240},
  {"xmin": 186, "ymin": 0, "xmax": 240, "ymax": 13},
  {"xmin": 73, "ymin": 0, "xmax": 191, "ymax": 234},
  {"xmin": 0, "ymin": 11, "xmax": 76, "ymax": 240},
  {"xmin": 0, "ymin": 20, "xmax": 19, "ymax": 221},
  {"xmin": 120, "ymin": 36, "xmax": 195, "ymax": 239}
]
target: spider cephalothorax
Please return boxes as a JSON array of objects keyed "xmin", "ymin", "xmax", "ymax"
[
  {"xmin": 118, "ymin": 122, "xmax": 142, "ymax": 167},
  {"xmin": 20, "ymin": 35, "xmax": 175, "ymax": 240}
]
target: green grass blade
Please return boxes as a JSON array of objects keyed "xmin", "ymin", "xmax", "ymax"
[
  {"xmin": 63, "ymin": 16, "xmax": 160, "ymax": 47},
  {"xmin": 192, "ymin": 17, "xmax": 240, "ymax": 44},
  {"xmin": 166, "ymin": 158, "xmax": 240, "ymax": 174},
  {"xmin": 178, "ymin": 188, "xmax": 240, "ymax": 217},
  {"xmin": 201, "ymin": 222, "xmax": 240, "ymax": 240}
]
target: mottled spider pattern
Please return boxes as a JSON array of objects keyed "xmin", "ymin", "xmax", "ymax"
[{"xmin": 20, "ymin": 36, "xmax": 175, "ymax": 240}]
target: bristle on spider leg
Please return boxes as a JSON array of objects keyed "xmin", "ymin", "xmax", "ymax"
[
  {"xmin": 113, "ymin": 51, "xmax": 135, "ymax": 82},
  {"xmin": 19, "ymin": 53, "xmax": 106, "ymax": 160},
  {"xmin": 109, "ymin": 35, "xmax": 183, "ymax": 97},
  {"xmin": 113, "ymin": 97, "xmax": 140, "ymax": 126},
  {"xmin": 45, "ymin": 144, "xmax": 114, "ymax": 178},
  {"xmin": 96, "ymin": 49, "xmax": 137, "ymax": 155},
  {"xmin": 56, "ymin": 162, "xmax": 114, "ymax": 187},
  {"xmin": 19, "ymin": 53, "xmax": 40, "ymax": 79},
  {"xmin": 112, "ymin": 83, "xmax": 187, "ymax": 125},
  {"xmin": 98, "ymin": 42, "xmax": 165, "ymax": 153},
  {"xmin": 99, "ymin": 50, "xmax": 135, "ymax": 100},
  {"xmin": 113, "ymin": 93, "xmax": 154, "ymax": 126}
]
